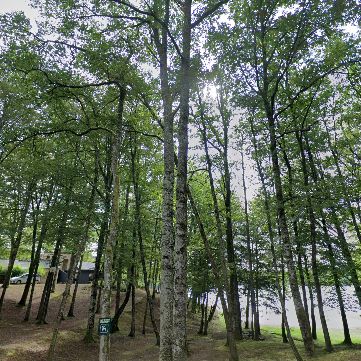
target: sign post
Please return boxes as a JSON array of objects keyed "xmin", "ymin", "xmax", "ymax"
[{"xmin": 98, "ymin": 318, "xmax": 112, "ymax": 336}]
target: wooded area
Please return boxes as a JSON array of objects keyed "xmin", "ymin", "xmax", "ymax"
[{"xmin": 0, "ymin": 1, "xmax": 360, "ymax": 361}]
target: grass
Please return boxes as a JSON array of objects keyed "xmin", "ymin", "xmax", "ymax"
[
  {"xmin": 212, "ymin": 313, "xmax": 361, "ymax": 360},
  {"xmin": 262, "ymin": 325, "xmax": 361, "ymax": 346}
]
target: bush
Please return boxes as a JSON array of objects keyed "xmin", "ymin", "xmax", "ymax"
[
  {"xmin": 37, "ymin": 265, "xmax": 46, "ymax": 277},
  {"xmin": 11, "ymin": 265, "xmax": 27, "ymax": 277}
]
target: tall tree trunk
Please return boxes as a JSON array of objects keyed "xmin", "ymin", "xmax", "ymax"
[
  {"xmin": 173, "ymin": 2, "xmax": 192, "ymax": 360},
  {"xmin": 250, "ymin": 118, "xmax": 303, "ymax": 360},
  {"xmin": 84, "ymin": 175, "xmax": 111, "ymax": 342},
  {"xmin": 67, "ymin": 255, "xmax": 83, "ymax": 317},
  {"xmin": 267, "ymin": 114, "xmax": 314, "ymax": 355},
  {"xmin": 198, "ymin": 294, "xmax": 205, "ymax": 335},
  {"xmin": 48, "ymin": 153, "xmax": 98, "ymax": 361},
  {"xmin": 321, "ymin": 217, "xmax": 352, "ymax": 345},
  {"xmin": 202, "ymin": 292, "xmax": 209, "ymax": 335},
  {"xmin": 18, "ymin": 197, "xmax": 40, "ymax": 306},
  {"xmin": 153, "ymin": 2, "xmax": 175, "ymax": 359},
  {"xmin": 23, "ymin": 187, "xmax": 55, "ymax": 321},
  {"xmin": 128, "ymin": 284, "xmax": 136, "ymax": 337},
  {"xmin": 296, "ymin": 131, "xmax": 332, "ymax": 352},
  {"xmin": 281, "ymin": 264, "xmax": 288, "ymax": 344},
  {"xmin": 323, "ymin": 118, "xmax": 361, "ymax": 244},
  {"xmin": 196, "ymin": 86, "xmax": 239, "ymax": 356},
  {"xmin": 304, "ymin": 135, "xmax": 361, "ymax": 306},
  {"xmin": 303, "ymin": 257, "xmax": 317, "ymax": 340},
  {"xmin": 99, "ymin": 87, "xmax": 125, "ymax": 361},
  {"xmin": 281, "ymin": 146, "xmax": 310, "ymax": 326},
  {"xmin": 37, "ymin": 186, "xmax": 72, "ymax": 325},
  {"xmin": 131, "ymin": 136, "xmax": 160, "ymax": 345},
  {"xmin": 114, "ymin": 185, "xmax": 130, "ymax": 315},
  {"xmin": 188, "ymin": 188, "xmax": 239, "ymax": 361},
  {"xmin": 245, "ymin": 288, "xmax": 250, "ymax": 330},
  {"xmin": 0, "ymin": 180, "xmax": 34, "ymax": 317},
  {"xmin": 240, "ymin": 137, "xmax": 258, "ymax": 340},
  {"xmin": 204, "ymin": 293, "xmax": 218, "ymax": 336},
  {"xmin": 111, "ymin": 275, "xmax": 132, "ymax": 333}
]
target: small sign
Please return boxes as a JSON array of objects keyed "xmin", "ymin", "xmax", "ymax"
[{"xmin": 98, "ymin": 318, "xmax": 112, "ymax": 336}]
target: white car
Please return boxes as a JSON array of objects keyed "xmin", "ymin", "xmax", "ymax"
[{"xmin": 10, "ymin": 273, "xmax": 40, "ymax": 284}]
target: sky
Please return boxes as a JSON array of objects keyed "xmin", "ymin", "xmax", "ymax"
[{"xmin": 0, "ymin": 0, "xmax": 36, "ymax": 19}]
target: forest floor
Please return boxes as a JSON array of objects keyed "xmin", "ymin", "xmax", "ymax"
[{"xmin": 0, "ymin": 284, "xmax": 360, "ymax": 361}]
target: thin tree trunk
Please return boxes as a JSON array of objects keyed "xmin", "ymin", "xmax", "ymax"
[
  {"xmin": 296, "ymin": 131, "xmax": 332, "ymax": 352},
  {"xmin": 303, "ymin": 258, "xmax": 317, "ymax": 340},
  {"xmin": 128, "ymin": 283, "xmax": 136, "ymax": 338},
  {"xmin": 198, "ymin": 91, "xmax": 241, "ymax": 342},
  {"xmin": 267, "ymin": 114, "xmax": 314, "ymax": 355},
  {"xmin": 173, "ymin": 2, "xmax": 192, "ymax": 360},
  {"xmin": 99, "ymin": 87, "xmax": 125, "ymax": 361},
  {"xmin": 281, "ymin": 146, "xmax": 310, "ymax": 326},
  {"xmin": 245, "ymin": 288, "xmax": 250, "ymax": 330},
  {"xmin": 131, "ymin": 136, "xmax": 160, "ymax": 345},
  {"xmin": 111, "ymin": 278, "xmax": 132, "ymax": 333},
  {"xmin": 281, "ymin": 264, "xmax": 288, "ymax": 344},
  {"xmin": 23, "ymin": 187, "xmax": 55, "ymax": 321},
  {"xmin": 143, "ymin": 295, "xmax": 149, "ymax": 335},
  {"xmin": 154, "ymin": 0, "xmax": 175, "ymax": 356},
  {"xmin": 67, "ymin": 255, "xmax": 83, "ymax": 317},
  {"xmin": 323, "ymin": 117, "xmax": 361, "ymax": 244},
  {"xmin": 48, "ymin": 153, "xmax": 98, "ymax": 361},
  {"xmin": 84, "ymin": 187, "xmax": 110, "ymax": 341},
  {"xmin": 321, "ymin": 217, "xmax": 352, "ymax": 345},
  {"xmin": 0, "ymin": 181, "xmax": 34, "ymax": 317},
  {"xmin": 198, "ymin": 294, "xmax": 205, "ymax": 335},
  {"xmin": 47, "ymin": 254, "xmax": 76, "ymax": 361},
  {"xmin": 188, "ymin": 188, "xmax": 239, "ymax": 361},
  {"xmin": 204, "ymin": 293, "xmax": 217, "ymax": 336},
  {"xmin": 37, "ymin": 187, "xmax": 72, "ymax": 324},
  {"xmin": 18, "ymin": 197, "xmax": 40, "ymax": 306},
  {"xmin": 240, "ymin": 137, "xmax": 258, "ymax": 340},
  {"xmin": 305, "ymin": 137, "xmax": 361, "ymax": 306},
  {"xmin": 250, "ymin": 118, "xmax": 303, "ymax": 360}
]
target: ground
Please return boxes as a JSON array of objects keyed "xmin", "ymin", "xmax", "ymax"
[{"xmin": 0, "ymin": 284, "xmax": 360, "ymax": 361}]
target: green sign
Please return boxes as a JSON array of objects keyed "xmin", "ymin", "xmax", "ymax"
[{"xmin": 98, "ymin": 318, "xmax": 112, "ymax": 336}]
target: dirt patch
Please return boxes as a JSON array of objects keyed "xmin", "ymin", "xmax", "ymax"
[{"xmin": 0, "ymin": 284, "xmax": 360, "ymax": 360}]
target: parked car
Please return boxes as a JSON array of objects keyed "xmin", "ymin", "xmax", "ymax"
[{"xmin": 10, "ymin": 273, "xmax": 40, "ymax": 284}]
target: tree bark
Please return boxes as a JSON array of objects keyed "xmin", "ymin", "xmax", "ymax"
[
  {"xmin": 321, "ymin": 217, "xmax": 352, "ymax": 345},
  {"xmin": 131, "ymin": 135, "xmax": 160, "ymax": 345},
  {"xmin": 0, "ymin": 180, "xmax": 34, "ymax": 317},
  {"xmin": 84, "ymin": 173, "xmax": 110, "ymax": 342},
  {"xmin": 18, "ymin": 197, "xmax": 40, "ymax": 307},
  {"xmin": 267, "ymin": 114, "xmax": 314, "ymax": 355},
  {"xmin": 240, "ymin": 137, "xmax": 258, "ymax": 340},
  {"xmin": 296, "ymin": 131, "xmax": 332, "ymax": 352},
  {"xmin": 173, "ymin": 2, "xmax": 192, "ymax": 360},
  {"xmin": 36, "ymin": 186, "xmax": 72, "ymax": 325},
  {"xmin": 67, "ymin": 255, "xmax": 83, "ymax": 317},
  {"xmin": 99, "ymin": 87, "xmax": 125, "ymax": 361},
  {"xmin": 153, "ymin": 2, "xmax": 175, "ymax": 359},
  {"xmin": 110, "ymin": 279, "xmax": 130, "ymax": 333},
  {"xmin": 250, "ymin": 117, "xmax": 303, "ymax": 360},
  {"xmin": 188, "ymin": 188, "xmax": 239, "ymax": 361},
  {"xmin": 23, "ymin": 187, "xmax": 55, "ymax": 321}
]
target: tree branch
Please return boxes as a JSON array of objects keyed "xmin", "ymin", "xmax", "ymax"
[{"xmin": 191, "ymin": 0, "xmax": 229, "ymax": 29}]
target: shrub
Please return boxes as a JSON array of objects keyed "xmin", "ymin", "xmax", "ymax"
[
  {"xmin": 37, "ymin": 265, "xmax": 46, "ymax": 277},
  {"xmin": 11, "ymin": 265, "xmax": 27, "ymax": 277}
]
